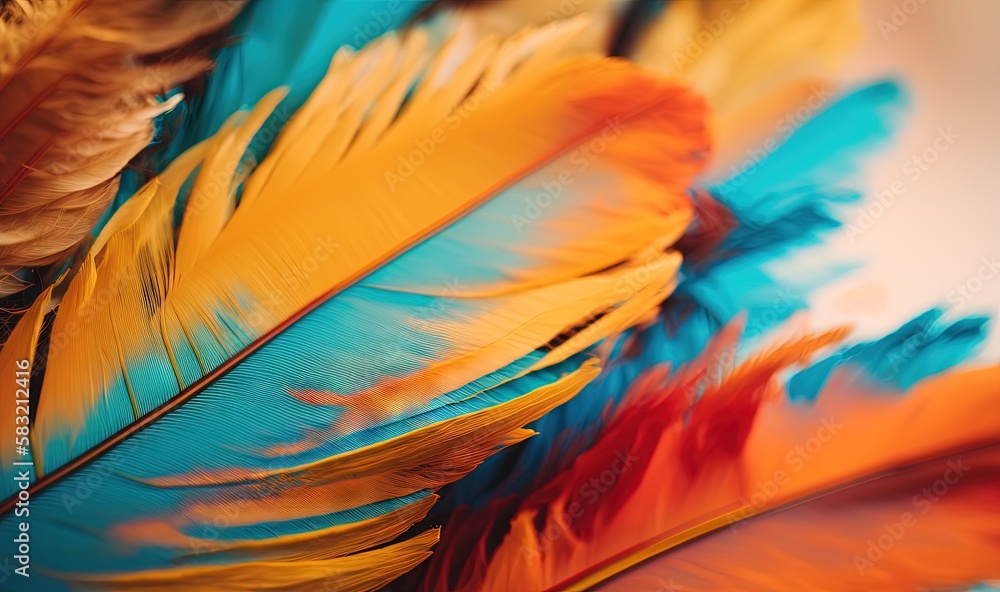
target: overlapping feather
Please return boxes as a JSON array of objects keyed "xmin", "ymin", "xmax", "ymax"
[
  {"xmin": 0, "ymin": 14, "xmax": 711, "ymax": 592},
  {"xmin": 402, "ymin": 4, "xmax": 998, "ymax": 591},
  {"xmin": 0, "ymin": 0, "xmax": 245, "ymax": 296},
  {"xmin": 421, "ymin": 0, "xmax": 888, "ymax": 524},
  {"xmin": 422, "ymin": 321, "xmax": 1000, "ymax": 591},
  {"xmin": 0, "ymin": 2, "xmax": 995, "ymax": 591}
]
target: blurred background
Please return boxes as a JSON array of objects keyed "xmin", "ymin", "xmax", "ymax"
[{"xmin": 801, "ymin": 0, "xmax": 1000, "ymax": 358}]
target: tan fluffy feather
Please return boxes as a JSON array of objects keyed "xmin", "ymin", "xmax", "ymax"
[{"xmin": 0, "ymin": 0, "xmax": 247, "ymax": 296}]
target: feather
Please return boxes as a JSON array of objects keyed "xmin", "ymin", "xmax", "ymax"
[
  {"xmin": 431, "ymin": 0, "xmax": 627, "ymax": 58},
  {"xmin": 423, "ymin": 322, "xmax": 1000, "ymax": 591},
  {"xmin": 402, "ymin": 8, "xmax": 921, "ymax": 589},
  {"xmin": 602, "ymin": 445, "xmax": 1000, "ymax": 591},
  {"xmin": 0, "ymin": 0, "xmax": 246, "ymax": 296},
  {"xmin": 632, "ymin": 0, "xmax": 862, "ymax": 113},
  {"xmin": 0, "ymin": 279, "xmax": 53, "ymax": 473},
  {"xmin": 0, "ymin": 16, "xmax": 709, "ymax": 591},
  {"xmin": 789, "ymin": 308, "xmax": 990, "ymax": 399},
  {"xmin": 150, "ymin": 0, "xmax": 426, "ymax": 184},
  {"xmin": 628, "ymin": 0, "xmax": 865, "ymax": 180},
  {"xmin": 1, "ymin": 1, "xmax": 992, "ymax": 590},
  {"xmin": 429, "ymin": 77, "xmax": 908, "ymax": 528}
]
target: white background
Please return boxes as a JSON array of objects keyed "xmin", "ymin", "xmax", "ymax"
[{"xmin": 794, "ymin": 0, "xmax": 1000, "ymax": 359}]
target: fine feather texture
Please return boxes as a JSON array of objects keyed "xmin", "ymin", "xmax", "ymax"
[
  {"xmin": 1, "ymin": 2, "xmax": 992, "ymax": 591},
  {"xmin": 0, "ymin": 280, "xmax": 53, "ymax": 472},
  {"xmin": 422, "ymin": 323, "xmax": 1000, "ymax": 591},
  {"xmin": 76, "ymin": 528, "xmax": 443, "ymax": 592},
  {"xmin": 149, "ymin": 0, "xmax": 426, "ymax": 178},
  {"xmin": 425, "ymin": 74, "xmax": 909, "ymax": 538},
  {"xmin": 410, "ymin": 6, "xmax": 911, "ymax": 588},
  {"xmin": 0, "ymin": 0, "xmax": 246, "ymax": 296},
  {"xmin": 0, "ymin": 17, "xmax": 709, "ymax": 592},
  {"xmin": 28, "ymin": 17, "xmax": 708, "ymax": 477}
]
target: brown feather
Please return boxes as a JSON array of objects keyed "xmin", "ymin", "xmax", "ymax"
[{"xmin": 0, "ymin": 0, "xmax": 247, "ymax": 295}]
